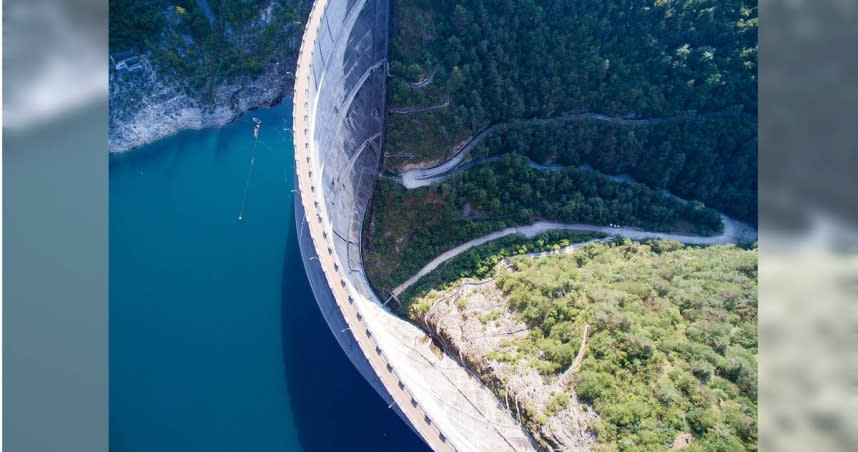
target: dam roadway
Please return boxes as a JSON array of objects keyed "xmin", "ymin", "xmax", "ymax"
[{"xmin": 292, "ymin": 0, "xmax": 535, "ymax": 450}]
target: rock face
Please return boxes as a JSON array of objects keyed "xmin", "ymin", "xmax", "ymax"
[
  {"xmin": 414, "ymin": 275, "xmax": 599, "ymax": 451},
  {"xmin": 109, "ymin": 58, "xmax": 294, "ymax": 153},
  {"xmin": 108, "ymin": 1, "xmax": 305, "ymax": 153}
]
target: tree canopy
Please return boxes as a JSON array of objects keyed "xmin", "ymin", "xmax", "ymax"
[{"xmin": 384, "ymin": 0, "xmax": 758, "ymax": 223}]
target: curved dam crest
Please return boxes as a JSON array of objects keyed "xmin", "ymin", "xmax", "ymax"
[{"xmin": 292, "ymin": 0, "xmax": 537, "ymax": 450}]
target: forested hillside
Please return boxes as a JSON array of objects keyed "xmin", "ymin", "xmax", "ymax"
[
  {"xmin": 409, "ymin": 241, "xmax": 758, "ymax": 450},
  {"xmin": 369, "ymin": 2, "xmax": 759, "ymax": 448},
  {"xmin": 364, "ymin": 155, "xmax": 725, "ymax": 293},
  {"xmin": 383, "ymin": 0, "xmax": 757, "ymax": 224},
  {"xmin": 469, "ymin": 115, "xmax": 758, "ymax": 224}
]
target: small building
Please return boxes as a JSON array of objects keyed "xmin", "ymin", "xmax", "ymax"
[{"xmin": 110, "ymin": 51, "xmax": 144, "ymax": 73}]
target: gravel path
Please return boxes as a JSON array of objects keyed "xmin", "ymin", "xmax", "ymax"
[
  {"xmin": 389, "ymin": 95, "xmax": 450, "ymax": 114},
  {"xmin": 409, "ymin": 65, "xmax": 438, "ymax": 88}
]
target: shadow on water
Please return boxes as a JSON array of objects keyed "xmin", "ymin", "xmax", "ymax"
[
  {"xmin": 110, "ymin": 100, "xmax": 429, "ymax": 451},
  {"xmin": 280, "ymin": 225, "xmax": 430, "ymax": 452}
]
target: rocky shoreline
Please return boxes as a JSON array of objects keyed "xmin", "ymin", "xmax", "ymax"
[{"xmin": 109, "ymin": 58, "xmax": 295, "ymax": 153}]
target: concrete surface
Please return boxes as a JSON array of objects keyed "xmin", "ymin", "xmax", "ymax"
[{"xmin": 292, "ymin": 0, "xmax": 537, "ymax": 450}]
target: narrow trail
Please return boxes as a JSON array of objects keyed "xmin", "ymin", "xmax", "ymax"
[
  {"xmin": 195, "ymin": 0, "xmax": 216, "ymax": 27},
  {"xmin": 408, "ymin": 65, "xmax": 438, "ymax": 88},
  {"xmin": 558, "ymin": 324, "xmax": 590, "ymax": 388},
  {"xmin": 390, "ymin": 95, "xmax": 451, "ymax": 114},
  {"xmin": 521, "ymin": 238, "xmax": 610, "ymax": 259},
  {"xmin": 398, "ymin": 109, "xmax": 746, "ymax": 189}
]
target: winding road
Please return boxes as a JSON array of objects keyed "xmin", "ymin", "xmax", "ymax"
[
  {"xmin": 392, "ymin": 216, "xmax": 758, "ymax": 296},
  {"xmin": 388, "ymin": 112, "xmax": 758, "ymax": 296},
  {"xmin": 398, "ymin": 110, "xmax": 745, "ymax": 189}
]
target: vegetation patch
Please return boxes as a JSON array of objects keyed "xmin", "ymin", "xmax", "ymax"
[{"xmin": 410, "ymin": 240, "xmax": 758, "ymax": 450}]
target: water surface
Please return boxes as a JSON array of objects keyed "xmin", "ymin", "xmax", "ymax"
[{"xmin": 110, "ymin": 101, "xmax": 427, "ymax": 451}]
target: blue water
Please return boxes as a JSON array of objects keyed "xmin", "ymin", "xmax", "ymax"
[{"xmin": 109, "ymin": 101, "xmax": 428, "ymax": 451}]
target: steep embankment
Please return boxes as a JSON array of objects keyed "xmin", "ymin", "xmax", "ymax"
[{"xmin": 109, "ymin": 0, "xmax": 309, "ymax": 153}]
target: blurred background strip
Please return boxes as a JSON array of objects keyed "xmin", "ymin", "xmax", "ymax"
[
  {"xmin": 759, "ymin": 0, "xmax": 858, "ymax": 451},
  {"xmin": 3, "ymin": 1, "xmax": 108, "ymax": 452}
]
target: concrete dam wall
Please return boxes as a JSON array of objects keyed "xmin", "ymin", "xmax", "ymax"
[{"xmin": 293, "ymin": 0, "xmax": 536, "ymax": 450}]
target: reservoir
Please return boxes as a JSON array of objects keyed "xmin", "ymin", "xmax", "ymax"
[{"xmin": 109, "ymin": 101, "xmax": 427, "ymax": 451}]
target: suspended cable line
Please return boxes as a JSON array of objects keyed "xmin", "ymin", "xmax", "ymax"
[{"xmin": 237, "ymin": 118, "xmax": 262, "ymax": 221}]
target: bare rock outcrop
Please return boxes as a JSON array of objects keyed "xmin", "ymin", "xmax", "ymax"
[
  {"xmin": 109, "ymin": 57, "xmax": 293, "ymax": 153},
  {"xmin": 413, "ymin": 276, "xmax": 599, "ymax": 451}
]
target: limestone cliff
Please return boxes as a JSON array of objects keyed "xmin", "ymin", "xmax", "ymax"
[{"xmin": 109, "ymin": 0, "xmax": 309, "ymax": 153}]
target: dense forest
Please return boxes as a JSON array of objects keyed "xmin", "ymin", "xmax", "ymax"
[
  {"xmin": 110, "ymin": 0, "xmax": 308, "ymax": 89},
  {"xmin": 364, "ymin": 154, "xmax": 724, "ymax": 292},
  {"xmin": 410, "ymin": 240, "xmax": 758, "ymax": 450},
  {"xmin": 384, "ymin": 0, "xmax": 758, "ymax": 223},
  {"xmin": 387, "ymin": 0, "xmax": 757, "ymax": 160},
  {"xmin": 469, "ymin": 115, "xmax": 758, "ymax": 224},
  {"xmin": 452, "ymin": 155, "xmax": 724, "ymax": 233}
]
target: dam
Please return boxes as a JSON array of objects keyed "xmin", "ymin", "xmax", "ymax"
[{"xmin": 292, "ymin": 0, "xmax": 536, "ymax": 450}]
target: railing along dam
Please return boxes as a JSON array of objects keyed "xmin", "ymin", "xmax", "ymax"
[{"xmin": 292, "ymin": 0, "xmax": 536, "ymax": 450}]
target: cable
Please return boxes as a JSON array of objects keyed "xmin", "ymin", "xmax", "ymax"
[{"xmin": 237, "ymin": 120, "xmax": 262, "ymax": 221}]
